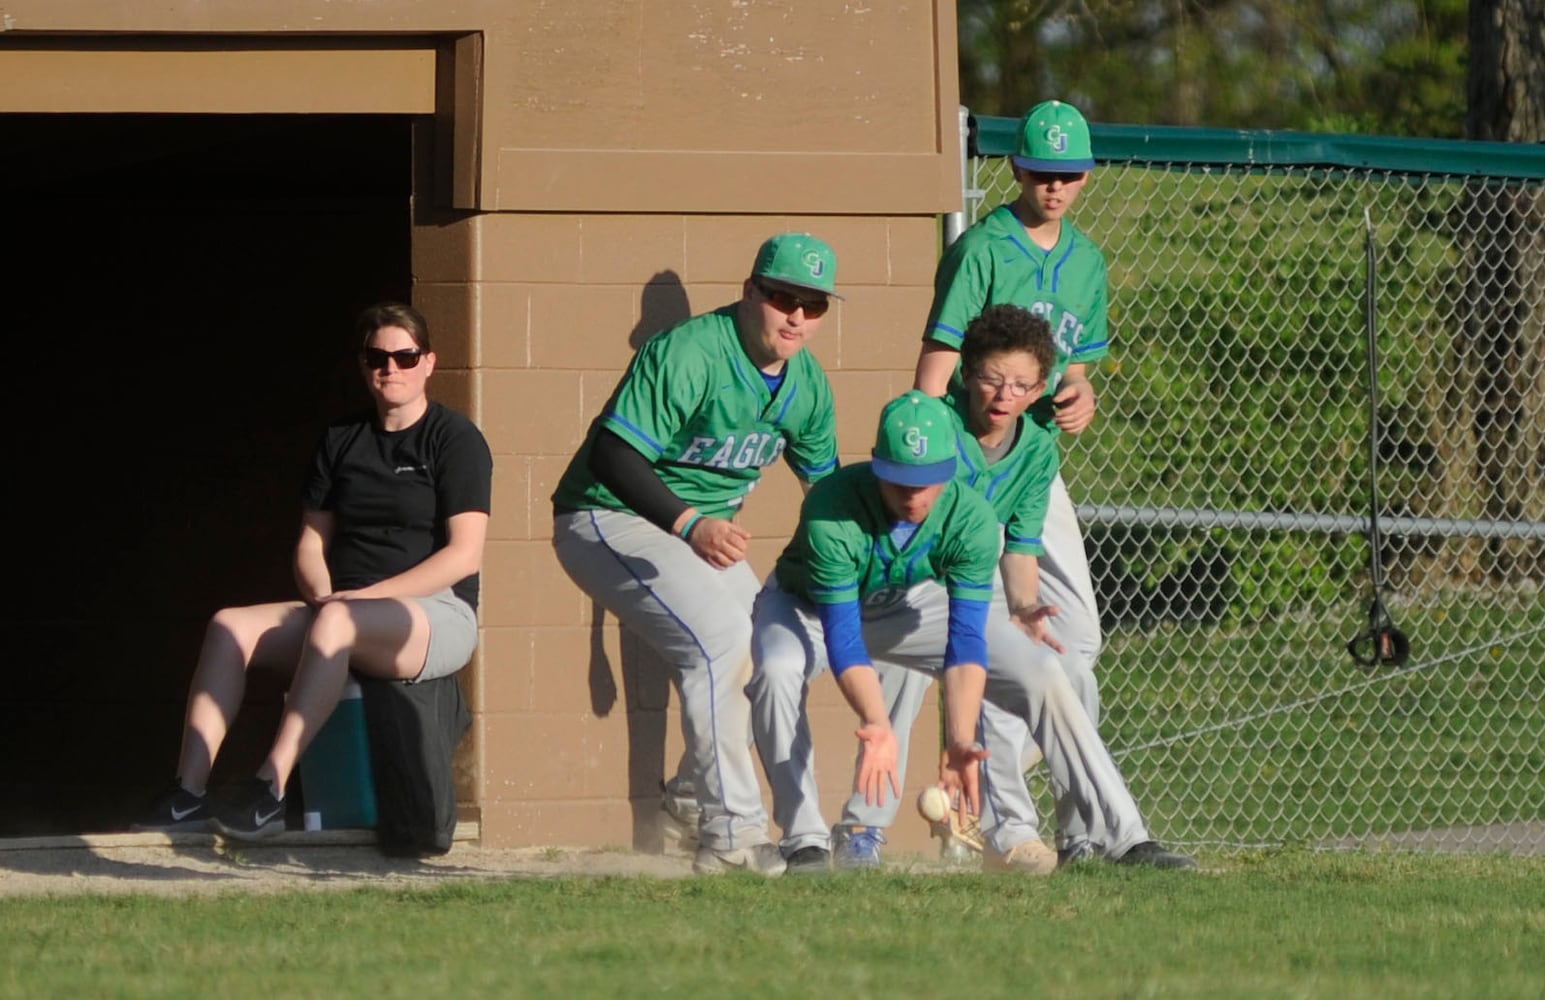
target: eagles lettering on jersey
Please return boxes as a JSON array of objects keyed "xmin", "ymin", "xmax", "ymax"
[
  {"xmin": 551, "ymin": 305, "xmax": 839, "ymax": 518},
  {"xmin": 923, "ymin": 204, "xmax": 1111, "ymax": 394},
  {"xmin": 1020, "ymin": 298, "xmax": 1092, "ymax": 366},
  {"xmin": 677, "ymin": 431, "xmax": 787, "ymax": 471}
]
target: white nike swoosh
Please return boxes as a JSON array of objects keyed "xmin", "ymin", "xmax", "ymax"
[
  {"xmin": 170, "ymin": 803, "xmax": 201, "ymax": 821},
  {"xmin": 254, "ymin": 805, "xmax": 283, "ymax": 827}
]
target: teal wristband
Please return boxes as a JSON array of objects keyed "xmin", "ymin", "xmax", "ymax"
[{"xmin": 678, "ymin": 513, "xmax": 704, "ymax": 541}]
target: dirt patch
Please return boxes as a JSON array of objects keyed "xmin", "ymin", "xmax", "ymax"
[
  {"xmin": 0, "ymin": 828, "xmax": 970, "ymax": 897},
  {"xmin": 0, "ymin": 840, "xmax": 696, "ymax": 898}
]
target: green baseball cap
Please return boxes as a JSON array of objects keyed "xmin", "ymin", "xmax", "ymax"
[
  {"xmin": 751, "ymin": 232, "xmax": 842, "ymax": 299},
  {"xmin": 871, "ymin": 391, "xmax": 957, "ymax": 487},
  {"xmin": 1012, "ymin": 99, "xmax": 1095, "ymax": 173}
]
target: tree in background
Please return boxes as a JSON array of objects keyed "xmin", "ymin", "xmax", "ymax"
[
  {"xmin": 1455, "ymin": 0, "xmax": 1545, "ymax": 579},
  {"xmin": 959, "ymin": 0, "xmax": 1466, "ymax": 136}
]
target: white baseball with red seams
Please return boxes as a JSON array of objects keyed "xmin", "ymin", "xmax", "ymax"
[{"xmin": 917, "ymin": 786, "xmax": 953, "ymax": 823}]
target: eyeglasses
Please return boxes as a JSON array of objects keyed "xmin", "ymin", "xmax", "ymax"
[
  {"xmin": 754, "ymin": 278, "xmax": 830, "ymax": 318},
  {"xmin": 362, "ymin": 347, "xmax": 425, "ymax": 371},
  {"xmin": 970, "ymin": 372, "xmax": 1044, "ymax": 399}
]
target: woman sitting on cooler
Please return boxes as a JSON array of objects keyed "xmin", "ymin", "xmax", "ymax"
[{"xmin": 133, "ymin": 301, "xmax": 492, "ymax": 840}]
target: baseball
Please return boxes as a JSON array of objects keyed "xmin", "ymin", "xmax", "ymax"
[{"xmin": 917, "ymin": 786, "xmax": 952, "ymax": 823}]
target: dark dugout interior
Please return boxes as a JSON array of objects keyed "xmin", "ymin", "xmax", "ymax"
[{"xmin": 0, "ymin": 114, "xmax": 413, "ymax": 835}]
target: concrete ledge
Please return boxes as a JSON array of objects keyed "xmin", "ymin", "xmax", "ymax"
[{"xmin": 0, "ymin": 821, "xmax": 480, "ymax": 852}]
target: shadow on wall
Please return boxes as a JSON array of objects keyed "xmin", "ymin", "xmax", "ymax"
[{"xmin": 581, "ymin": 270, "xmax": 699, "ymax": 850}]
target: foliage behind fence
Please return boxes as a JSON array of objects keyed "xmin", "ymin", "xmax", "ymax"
[{"xmin": 964, "ymin": 117, "xmax": 1545, "ymax": 849}]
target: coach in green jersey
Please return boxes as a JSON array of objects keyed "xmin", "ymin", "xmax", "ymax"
[{"xmin": 552, "ymin": 232, "xmax": 841, "ymax": 878}]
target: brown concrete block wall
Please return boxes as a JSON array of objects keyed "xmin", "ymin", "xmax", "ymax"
[
  {"xmin": 0, "ymin": 0, "xmax": 962, "ymax": 845},
  {"xmin": 805, "ymin": 686, "xmax": 946, "ymax": 853},
  {"xmin": 441, "ymin": 211, "xmax": 949, "ymax": 852}
]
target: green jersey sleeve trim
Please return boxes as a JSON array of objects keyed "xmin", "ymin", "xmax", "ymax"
[{"xmin": 600, "ymin": 411, "xmax": 666, "ymax": 463}]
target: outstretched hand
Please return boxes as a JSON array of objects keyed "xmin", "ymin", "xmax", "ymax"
[
  {"xmin": 939, "ymin": 741, "xmax": 990, "ymax": 828},
  {"xmin": 688, "ymin": 517, "xmax": 751, "ymax": 569},
  {"xmin": 853, "ymin": 721, "xmax": 901, "ymax": 808},
  {"xmin": 1010, "ymin": 603, "xmax": 1066, "ymax": 653}
]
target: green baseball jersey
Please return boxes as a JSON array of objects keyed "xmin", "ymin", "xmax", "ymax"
[
  {"xmin": 944, "ymin": 388, "xmax": 1060, "ymax": 557},
  {"xmin": 774, "ymin": 463, "xmax": 1000, "ymax": 609},
  {"xmin": 552, "ymin": 305, "xmax": 838, "ymax": 517},
  {"xmin": 925, "ymin": 204, "xmax": 1109, "ymax": 428}
]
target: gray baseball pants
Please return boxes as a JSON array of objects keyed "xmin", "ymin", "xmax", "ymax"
[
  {"xmin": 553, "ymin": 509, "xmax": 770, "ymax": 852},
  {"xmin": 752, "ymin": 573, "xmax": 1147, "ymax": 859},
  {"xmin": 841, "ymin": 475, "xmax": 1129, "ymax": 855}
]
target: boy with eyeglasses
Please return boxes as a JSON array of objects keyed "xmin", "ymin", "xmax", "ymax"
[
  {"xmin": 749, "ymin": 388, "xmax": 1185, "ymax": 875},
  {"xmin": 821, "ymin": 307, "xmax": 1192, "ymax": 873},
  {"xmin": 870, "ymin": 100, "xmax": 1184, "ymax": 870},
  {"xmin": 551, "ymin": 233, "xmax": 840, "ymax": 876}
]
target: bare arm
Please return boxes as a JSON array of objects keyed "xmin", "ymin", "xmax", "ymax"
[
  {"xmin": 834, "ymin": 664, "xmax": 901, "ymax": 807},
  {"xmin": 1053, "ymin": 362, "xmax": 1097, "ymax": 434},
  {"xmin": 939, "ymin": 663, "xmax": 990, "ymax": 820},
  {"xmin": 324, "ymin": 510, "xmax": 489, "ymax": 602},
  {"xmin": 293, "ymin": 510, "xmax": 334, "ymax": 605},
  {"xmin": 1000, "ymin": 551, "xmax": 1064, "ymax": 652},
  {"xmin": 914, "ymin": 341, "xmax": 961, "ymax": 396}
]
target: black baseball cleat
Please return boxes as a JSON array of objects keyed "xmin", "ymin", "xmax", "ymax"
[
  {"xmin": 784, "ymin": 846, "xmax": 832, "ymax": 874},
  {"xmin": 1113, "ymin": 840, "xmax": 1197, "ymax": 870},
  {"xmin": 209, "ymin": 778, "xmax": 288, "ymax": 841},
  {"xmin": 130, "ymin": 780, "xmax": 211, "ymax": 833}
]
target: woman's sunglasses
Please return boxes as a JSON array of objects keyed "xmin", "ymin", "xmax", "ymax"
[{"xmin": 362, "ymin": 347, "xmax": 425, "ymax": 371}]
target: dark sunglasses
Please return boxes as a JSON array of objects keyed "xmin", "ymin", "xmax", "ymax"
[
  {"xmin": 754, "ymin": 278, "xmax": 831, "ymax": 318},
  {"xmin": 361, "ymin": 347, "xmax": 425, "ymax": 371}
]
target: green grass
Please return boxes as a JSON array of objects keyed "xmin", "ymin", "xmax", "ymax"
[
  {"xmin": 958, "ymin": 159, "xmax": 1545, "ymax": 853},
  {"xmin": 4, "ymin": 852, "xmax": 1544, "ymax": 997},
  {"xmin": 1076, "ymin": 591, "xmax": 1545, "ymax": 848}
]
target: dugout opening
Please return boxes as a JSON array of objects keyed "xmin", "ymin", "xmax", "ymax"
[{"xmin": 0, "ymin": 113, "xmax": 414, "ymax": 835}]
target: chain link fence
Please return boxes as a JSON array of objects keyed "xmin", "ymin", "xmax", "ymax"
[{"xmin": 962, "ymin": 114, "xmax": 1545, "ymax": 852}]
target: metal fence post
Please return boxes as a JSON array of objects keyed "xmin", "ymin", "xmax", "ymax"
[{"xmin": 942, "ymin": 105, "xmax": 971, "ymax": 247}]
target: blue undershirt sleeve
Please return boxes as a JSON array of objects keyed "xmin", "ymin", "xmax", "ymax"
[
  {"xmin": 944, "ymin": 597, "xmax": 990, "ymax": 670},
  {"xmin": 817, "ymin": 600, "xmax": 870, "ymax": 676}
]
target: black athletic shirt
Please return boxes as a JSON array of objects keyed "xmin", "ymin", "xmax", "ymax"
[{"xmin": 301, "ymin": 401, "xmax": 493, "ymax": 609}]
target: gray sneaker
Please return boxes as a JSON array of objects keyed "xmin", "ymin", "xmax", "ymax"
[
  {"xmin": 784, "ymin": 845, "xmax": 832, "ymax": 874},
  {"xmin": 692, "ymin": 842, "xmax": 787, "ymax": 877}
]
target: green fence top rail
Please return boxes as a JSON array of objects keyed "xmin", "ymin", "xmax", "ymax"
[{"xmin": 973, "ymin": 114, "xmax": 1545, "ymax": 180}]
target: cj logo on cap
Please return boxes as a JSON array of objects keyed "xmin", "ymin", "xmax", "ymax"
[
  {"xmin": 802, "ymin": 250, "xmax": 826, "ymax": 277},
  {"xmin": 1045, "ymin": 125, "xmax": 1068, "ymax": 153},
  {"xmin": 904, "ymin": 426, "xmax": 927, "ymax": 458}
]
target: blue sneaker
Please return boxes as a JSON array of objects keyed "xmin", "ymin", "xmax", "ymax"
[{"xmin": 834, "ymin": 825, "xmax": 885, "ymax": 870}]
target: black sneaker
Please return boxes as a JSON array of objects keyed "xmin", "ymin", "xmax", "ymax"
[
  {"xmin": 209, "ymin": 778, "xmax": 288, "ymax": 841},
  {"xmin": 1113, "ymin": 840, "xmax": 1197, "ymax": 870},
  {"xmin": 1057, "ymin": 842, "xmax": 1098, "ymax": 868},
  {"xmin": 130, "ymin": 780, "xmax": 211, "ymax": 833},
  {"xmin": 784, "ymin": 846, "xmax": 832, "ymax": 874}
]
